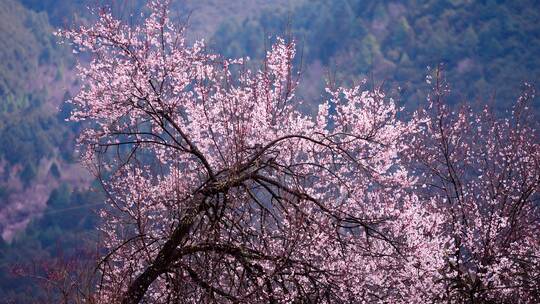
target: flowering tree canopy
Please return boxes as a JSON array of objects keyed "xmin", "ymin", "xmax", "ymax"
[
  {"xmin": 58, "ymin": 1, "xmax": 540, "ymax": 303},
  {"xmin": 402, "ymin": 76, "xmax": 540, "ymax": 303}
]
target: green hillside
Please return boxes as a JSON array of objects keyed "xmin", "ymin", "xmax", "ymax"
[
  {"xmin": 0, "ymin": 0, "xmax": 76, "ymax": 223},
  {"xmin": 212, "ymin": 0, "xmax": 540, "ymax": 111},
  {"xmin": 0, "ymin": 0, "xmax": 61, "ymax": 104}
]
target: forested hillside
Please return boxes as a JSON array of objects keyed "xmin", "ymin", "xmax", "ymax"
[
  {"xmin": 0, "ymin": 0, "xmax": 62, "ymax": 103},
  {"xmin": 19, "ymin": 0, "xmax": 296, "ymax": 39},
  {"xmin": 0, "ymin": 1, "xmax": 96, "ymax": 301},
  {"xmin": 212, "ymin": 0, "xmax": 540, "ymax": 111},
  {"xmin": 0, "ymin": 0, "xmax": 85, "ymax": 242}
]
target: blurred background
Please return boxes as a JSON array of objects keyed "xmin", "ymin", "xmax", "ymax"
[{"xmin": 0, "ymin": 0, "xmax": 539, "ymax": 301}]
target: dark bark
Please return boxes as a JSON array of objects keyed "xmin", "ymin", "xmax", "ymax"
[{"xmin": 121, "ymin": 203, "xmax": 202, "ymax": 304}]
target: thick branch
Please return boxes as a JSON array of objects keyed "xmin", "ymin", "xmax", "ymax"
[{"xmin": 121, "ymin": 199, "xmax": 206, "ymax": 304}]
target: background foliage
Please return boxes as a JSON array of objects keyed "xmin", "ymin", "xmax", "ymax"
[{"xmin": 212, "ymin": 0, "xmax": 540, "ymax": 111}]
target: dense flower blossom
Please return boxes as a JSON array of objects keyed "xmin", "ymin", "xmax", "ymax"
[
  {"xmin": 58, "ymin": 1, "xmax": 540, "ymax": 303},
  {"xmin": 402, "ymin": 74, "xmax": 540, "ymax": 303}
]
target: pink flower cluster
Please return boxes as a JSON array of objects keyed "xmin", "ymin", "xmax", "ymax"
[{"xmin": 58, "ymin": 1, "xmax": 540, "ymax": 303}]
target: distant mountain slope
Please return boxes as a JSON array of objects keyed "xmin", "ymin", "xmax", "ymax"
[
  {"xmin": 174, "ymin": 0, "xmax": 299, "ymax": 39},
  {"xmin": 0, "ymin": 2, "xmax": 95, "ymax": 300},
  {"xmin": 20, "ymin": 0, "xmax": 299, "ymax": 39},
  {"xmin": 0, "ymin": 0, "xmax": 88, "ymax": 242},
  {"xmin": 0, "ymin": 0, "xmax": 59, "ymax": 102},
  {"xmin": 212, "ymin": 0, "xmax": 540, "ymax": 111}
]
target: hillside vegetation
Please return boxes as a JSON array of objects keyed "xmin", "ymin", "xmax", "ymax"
[
  {"xmin": 0, "ymin": 0, "xmax": 61, "ymax": 103},
  {"xmin": 212, "ymin": 0, "xmax": 540, "ymax": 110}
]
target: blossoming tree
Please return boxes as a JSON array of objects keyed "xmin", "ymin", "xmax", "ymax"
[
  {"xmin": 402, "ymin": 72, "xmax": 540, "ymax": 303},
  {"xmin": 59, "ymin": 1, "xmax": 422, "ymax": 303},
  {"xmin": 58, "ymin": 1, "xmax": 540, "ymax": 303}
]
